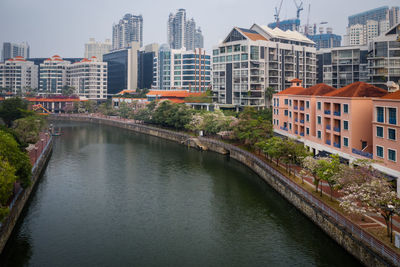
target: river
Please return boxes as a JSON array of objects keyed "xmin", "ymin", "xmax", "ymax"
[{"xmin": 0, "ymin": 121, "xmax": 361, "ymax": 266}]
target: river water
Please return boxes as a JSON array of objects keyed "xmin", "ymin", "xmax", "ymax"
[{"xmin": 0, "ymin": 121, "xmax": 361, "ymax": 266}]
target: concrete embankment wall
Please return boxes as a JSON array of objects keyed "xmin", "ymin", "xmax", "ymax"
[
  {"xmin": 0, "ymin": 137, "xmax": 54, "ymax": 253},
  {"xmin": 51, "ymin": 115, "xmax": 399, "ymax": 267}
]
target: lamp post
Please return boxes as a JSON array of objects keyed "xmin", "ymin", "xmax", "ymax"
[{"xmin": 387, "ymin": 204, "xmax": 395, "ymax": 243}]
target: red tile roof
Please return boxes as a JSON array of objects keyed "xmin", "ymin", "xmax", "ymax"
[
  {"xmin": 323, "ymin": 82, "xmax": 388, "ymax": 98},
  {"xmin": 380, "ymin": 90, "xmax": 400, "ymax": 100},
  {"xmin": 296, "ymin": 83, "xmax": 336, "ymax": 96},
  {"xmin": 25, "ymin": 97, "xmax": 85, "ymax": 102},
  {"xmin": 277, "ymin": 86, "xmax": 306, "ymax": 95},
  {"xmin": 290, "ymin": 78, "xmax": 302, "ymax": 83},
  {"xmin": 242, "ymin": 32, "xmax": 268, "ymax": 41}
]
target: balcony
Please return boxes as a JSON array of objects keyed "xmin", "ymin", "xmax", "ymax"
[
  {"xmin": 333, "ymin": 142, "xmax": 341, "ymax": 149},
  {"xmin": 300, "ymin": 132, "xmax": 304, "ymax": 137},
  {"xmin": 295, "ymin": 130, "xmax": 298, "ymax": 134},
  {"xmin": 334, "ymin": 111, "xmax": 341, "ymax": 116},
  {"xmin": 324, "ymin": 110, "xmax": 331, "ymax": 115},
  {"xmin": 300, "ymin": 120, "xmax": 305, "ymax": 124},
  {"xmin": 294, "ymin": 106, "xmax": 298, "ymax": 110},
  {"xmin": 334, "ymin": 127, "xmax": 340, "ymax": 132},
  {"xmin": 300, "ymin": 107, "xmax": 305, "ymax": 111},
  {"xmin": 326, "ymin": 125, "xmax": 331, "ymax": 130},
  {"xmin": 326, "ymin": 140, "xmax": 331, "ymax": 145},
  {"xmin": 352, "ymin": 148, "xmax": 373, "ymax": 159},
  {"xmin": 280, "ymin": 126, "xmax": 288, "ymax": 131}
]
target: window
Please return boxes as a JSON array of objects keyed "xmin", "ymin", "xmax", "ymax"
[
  {"xmin": 306, "ymin": 101, "xmax": 310, "ymax": 109},
  {"xmin": 289, "ymin": 123, "xmax": 292, "ymax": 130},
  {"xmin": 284, "ymin": 110, "xmax": 288, "ymax": 116},
  {"xmin": 388, "ymin": 149, "xmax": 396, "ymax": 162},
  {"xmin": 343, "ymin": 104, "xmax": 349, "ymax": 113},
  {"xmin": 317, "ymin": 102, "xmax": 321, "ymax": 110},
  {"xmin": 376, "ymin": 107, "xmax": 384, "ymax": 123},
  {"xmin": 317, "ymin": 131, "xmax": 321, "ymax": 139},
  {"xmin": 388, "ymin": 128, "xmax": 396, "ymax": 140},
  {"xmin": 376, "ymin": 146, "xmax": 384, "ymax": 158},
  {"xmin": 388, "ymin": 108, "xmax": 397, "ymax": 125},
  {"xmin": 284, "ymin": 99, "xmax": 288, "ymax": 105},
  {"xmin": 306, "ymin": 128, "xmax": 310, "ymax": 135},
  {"xmin": 317, "ymin": 116, "xmax": 321, "ymax": 124},
  {"xmin": 306, "ymin": 114, "xmax": 309, "ymax": 122},
  {"xmin": 376, "ymin": 126, "xmax": 384, "ymax": 138},
  {"xmin": 343, "ymin": 121, "xmax": 349, "ymax": 130},
  {"xmin": 289, "ymin": 111, "xmax": 292, "ymax": 118},
  {"xmin": 343, "ymin": 137, "xmax": 349, "ymax": 147},
  {"xmin": 289, "ymin": 100, "xmax": 292, "ymax": 106}
]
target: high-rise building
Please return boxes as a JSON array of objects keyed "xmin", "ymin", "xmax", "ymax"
[
  {"xmin": 167, "ymin": 9, "xmax": 203, "ymax": 50},
  {"xmin": 308, "ymin": 28, "xmax": 341, "ymax": 50},
  {"xmin": 268, "ymin": 19, "xmax": 300, "ymax": 32},
  {"xmin": 153, "ymin": 45, "xmax": 211, "ymax": 92},
  {"xmin": 344, "ymin": 6, "xmax": 399, "ymax": 46},
  {"xmin": 368, "ymin": 23, "xmax": 400, "ymax": 90},
  {"xmin": 39, "ymin": 55, "xmax": 71, "ymax": 94},
  {"xmin": 348, "ymin": 6, "xmax": 389, "ymax": 27},
  {"xmin": 84, "ymin": 38, "xmax": 112, "ymax": 61},
  {"xmin": 194, "ymin": 28, "xmax": 204, "ymax": 49},
  {"xmin": 317, "ymin": 46, "xmax": 369, "ymax": 88},
  {"xmin": 112, "ymin": 13, "xmax": 143, "ymax": 50},
  {"xmin": 67, "ymin": 57, "xmax": 108, "ymax": 100},
  {"xmin": 2, "ymin": 42, "xmax": 30, "ymax": 62},
  {"xmin": 138, "ymin": 43, "xmax": 159, "ymax": 89},
  {"xmin": 0, "ymin": 56, "xmax": 38, "ymax": 94},
  {"xmin": 212, "ymin": 25, "xmax": 316, "ymax": 108},
  {"xmin": 103, "ymin": 42, "xmax": 140, "ymax": 95}
]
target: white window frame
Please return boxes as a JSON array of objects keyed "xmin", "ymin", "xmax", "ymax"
[
  {"xmin": 317, "ymin": 116, "xmax": 321, "ymax": 125},
  {"xmin": 343, "ymin": 120, "xmax": 349, "ymax": 130},
  {"xmin": 388, "ymin": 148, "xmax": 397, "ymax": 162},
  {"xmin": 376, "ymin": 145, "xmax": 384, "ymax": 158},
  {"xmin": 387, "ymin": 127, "xmax": 396, "ymax": 141},
  {"xmin": 343, "ymin": 137, "xmax": 349, "ymax": 147},
  {"xmin": 376, "ymin": 126, "xmax": 384, "ymax": 138}
]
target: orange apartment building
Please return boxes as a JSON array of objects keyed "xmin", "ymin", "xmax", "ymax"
[{"xmin": 273, "ymin": 79, "xmax": 400, "ymax": 193}]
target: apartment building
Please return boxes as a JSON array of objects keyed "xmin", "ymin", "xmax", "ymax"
[
  {"xmin": 273, "ymin": 80, "xmax": 400, "ymax": 193},
  {"xmin": 112, "ymin": 13, "xmax": 143, "ymax": 49},
  {"xmin": 212, "ymin": 24, "xmax": 316, "ymax": 108},
  {"xmin": 39, "ymin": 55, "xmax": 71, "ymax": 94},
  {"xmin": 67, "ymin": 57, "xmax": 107, "ymax": 100},
  {"xmin": 372, "ymin": 90, "xmax": 400, "ymax": 179},
  {"xmin": 84, "ymin": 38, "xmax": 112, "ymax": 61},
  {"xmin": 0, "ymin": 56, "xmax": 38, "ymax": 94},
  {"xmin": 2, "ymin": 42, "xmax": 30, "ymax": 62},
  {"xmin": 153, "ymin": 46, "xmax": 211, "ymax": 92},
  {"xmin": 368, "ymin": 23, "xmax": 400, "ymax": 90},
  {"xmin": 317, "ymin": 46, "xmax": 369, "ymax": 88}
]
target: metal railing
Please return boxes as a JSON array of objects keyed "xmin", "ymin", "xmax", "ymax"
[
  {"xmin": 55, "ymin": 114, "xmax": 400, "ymax": 266},
  {"xmin": 198, "ymin": 137, "xmax": 400, "ymax": 266}
]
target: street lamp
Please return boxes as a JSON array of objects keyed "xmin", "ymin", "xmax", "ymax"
[{"xmin": 387, "ymin": 204, "xmax": 395, "ymax": 243}]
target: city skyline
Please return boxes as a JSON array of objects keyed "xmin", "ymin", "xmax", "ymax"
[{"xmin": 1, "ymin": 0, "xmax": 398, "ymax": 58}]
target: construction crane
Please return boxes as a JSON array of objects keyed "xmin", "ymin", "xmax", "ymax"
[
  {"xmin": 274, "ymin": 0, "xmax": 284, "ymax": 28},
  {"xmin": 304, "ymin": 3, "xmax": 311, "ymax": 35},
  {"xmin": 293, "ymin": 0, "xmax": 303, "ymax": 20}
]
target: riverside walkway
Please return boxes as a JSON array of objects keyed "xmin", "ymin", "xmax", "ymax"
[{"xmin": 53, "ymin": 113, "xmax": 400, "ymax": 266}]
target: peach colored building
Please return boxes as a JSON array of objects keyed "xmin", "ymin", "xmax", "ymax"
[
  {"xmin": 372, "ymin": 91, "xmax": 400, "ymax": 180},
  {"xmin": 273, "ymin": 81, "xmax": 400, "ymax": 193}
]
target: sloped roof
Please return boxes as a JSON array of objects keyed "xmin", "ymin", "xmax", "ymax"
[
  {"xmin": 380, "ymin": 90, "xmax": 400, "ymax": 100},
  {"xmin": 25, "ymin": 97, "xmax": 84, "ymax": 102},
  {"xmin": 323, "ymin": 82, "xmax": 387, "ymax": 97},
  {"xmin": 277, "ymin": 86, "xmax": 306, "ymax": 95},
  {"xmin": 296, "ymin": 83, "xmax": 336, "ymax": 96},
  {"xmin": 252, "ymin": 24, "xmax": 315, "ymax": 44},
  {"xmin": 237, "ymin": 28, "xmax": 268, "ymax": 41}
]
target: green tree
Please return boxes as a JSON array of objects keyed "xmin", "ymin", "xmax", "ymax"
[
  {"xmin": 316, "ymin": 155, "xmax": 341, "ymax": 200},
  {"xmin": 0, "ymin": 157, "xmax": 17, "ymax": 221},
  {"xmin": 118, "ymin": 102, "xmax": 131, "ymax": 119},
  {"xmin": 0, "ymin": 130, "xmax": 32, "ymax": 188},
  {"xmin": 265, "ymin": 87, "xmax": 276, "ymax": 107},
  {"xmin": 61, "ymin": 85, "xmax": 75, "ymax": 96},
  {"xmin": 0, "ymin": 98, "xmax": 32, "ymax": 127},
  {"xmin": 12, "ymin": 116, "xmax": 47, "ymax": 147}
]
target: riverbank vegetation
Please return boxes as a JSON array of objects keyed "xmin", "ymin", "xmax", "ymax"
[{"xmin": 0, "ymin": 98, "xmax": 48, "ymax": 221}]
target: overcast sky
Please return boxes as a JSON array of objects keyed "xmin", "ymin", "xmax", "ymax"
[{"xmin": 0, "ymin": 0, "xmax": 398, "ymax": 58}]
